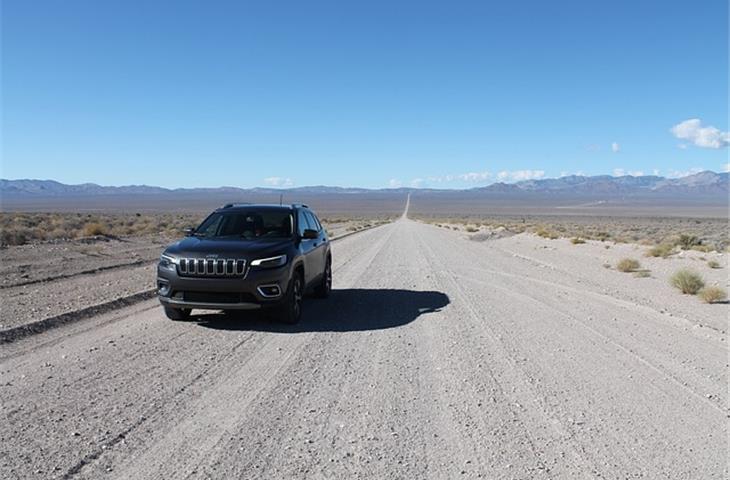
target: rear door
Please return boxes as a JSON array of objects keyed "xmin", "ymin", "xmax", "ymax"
[
  {"xmin": 296, "ymin": 209, "xmax": 316, "ymax": 285},
  {"xmin": 303, "ymin": 210, "xmax": 327, "ymax": 281}
]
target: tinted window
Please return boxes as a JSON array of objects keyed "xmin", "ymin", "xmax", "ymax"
[
  {"xmin": 304, "ymin": 211, "xmax": 320, "ymax": 232},
  {"xmin": 297, "ymin": 210, "xmax": 311, "ymax": 236},
  {"xmin": 196, "ymin": 210, "xmax": 293, "ymax": 239},
  {"xmin": 312, "ymin": 212, "xmax": 324, "ymax": 231}
]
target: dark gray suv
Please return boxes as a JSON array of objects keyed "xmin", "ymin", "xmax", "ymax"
[{"xmin": 157, "ymin": 203, "xmax": 331, "ymax": 324}]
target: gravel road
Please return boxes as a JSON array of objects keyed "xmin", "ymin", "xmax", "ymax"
[{"xmin": 1, "ymin": 218, "xmax": 726, "ymax": 479}]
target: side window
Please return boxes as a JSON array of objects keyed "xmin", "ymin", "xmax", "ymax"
[
  {"xmin": 304, "ymin": 211, "xmax": 320, "ymax": 232},
  {"xmin": 297, "ymin": 210, "xmax": 311, "ymax": 236},
  {"xmin": 310, "ymin": 212, "xmax": 323, "ymax": 232}
]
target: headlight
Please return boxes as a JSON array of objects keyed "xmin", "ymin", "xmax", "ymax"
[
  {"xmin": 250, "ymin": 254, "xmax": 287, "ymax": 268},
  {"xmin": 159, "ymin": 254, "xmax": 177, "ymax": 271}
]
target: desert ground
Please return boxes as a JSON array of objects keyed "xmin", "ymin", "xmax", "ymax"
[{"xmin": 0, "ymin": 198, "xmax": 727, "ymax": 479}]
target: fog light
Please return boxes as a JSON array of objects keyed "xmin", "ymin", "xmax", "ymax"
[
  {"xmin": 257, "ymin": 284, "xmax": 281, "ymax": 298},
  {"xmin": 158, "ymin": 281, "xmax": 171, "ymax": 296}
]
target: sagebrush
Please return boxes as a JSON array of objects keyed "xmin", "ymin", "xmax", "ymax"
[{"xmin": 670, "ymin": 269, "xmax": 705, "ymax": 294}]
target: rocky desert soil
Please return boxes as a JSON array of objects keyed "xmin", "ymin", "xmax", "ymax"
[{"xmin": 0, "ymin": 213, "xmax": 727, "ymax": 479}]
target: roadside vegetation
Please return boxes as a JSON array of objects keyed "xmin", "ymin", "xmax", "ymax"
[
  {"xmin": 645, "ymin": 243, "xmax": 675, "ymax": 258},
  {"xmin": 413, "ymin": 214, "xmax": 728, "ymax": 252},
  {"xmin": 1, "ymin": 212, "xmax": 394, "ymax": 247},
  {"xmin": 343, "ymin": 218, "xmax": 392, "ymax": 233},
  {"xmin": 0, "ymin": 212, "xmax": 206, "ymax": 246},
  {"xmin": 535, "ymin": 227, "xmax": 559, "ymax": 240},
  {"xmin": 670, "ymin": 269, "xmax": 705, "ymax": 295},
  {"xmin": 616, "ymin": 258, "xmax": 641, "ymax": 273},
  {"xmin": 698, "ymin": 286, "xmax": 728, "ymax": 304}
]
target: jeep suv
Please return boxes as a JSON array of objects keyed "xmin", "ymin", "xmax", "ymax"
[{"xmin": 157, "ymin": 203, "xmax": 331, "ymax": 324}]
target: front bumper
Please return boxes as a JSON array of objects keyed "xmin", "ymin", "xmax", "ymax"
[
  {"xmin": 156, "ymin": 263, "xmax": 289, "ymax": 311},
  {"xmin": 159, "ymin": 296, "xmax": 263, "ymax": 311}
]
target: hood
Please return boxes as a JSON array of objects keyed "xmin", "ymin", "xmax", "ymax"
[{"xmin": 164, "ymin": 236, "xmax": 293, "ymax": 259}]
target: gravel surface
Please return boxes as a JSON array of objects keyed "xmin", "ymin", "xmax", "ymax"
[
  {"xmin": 0, "ymin": 217, "xmax": 726, "ymax": 479},
  {"xmin": 0, "ymin": 236, "xmax": 167, "ymax": 288}
]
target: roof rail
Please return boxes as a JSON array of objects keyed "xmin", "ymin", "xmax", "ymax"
[
  {"xmin": 291, "ymin": 203, "xmax": 309, "ymax": 208},
  {"xmin": 221, "ymin": 202, "xmax": 251, "ymax": 209}
]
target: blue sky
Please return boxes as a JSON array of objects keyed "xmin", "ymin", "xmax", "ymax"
[{"xmin": 2, "ymin": 0, "xmax": 728, "ymax": 189}]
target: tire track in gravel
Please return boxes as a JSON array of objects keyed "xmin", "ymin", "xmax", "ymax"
[
  {"xmin": 424, "ymin": 226, "xmax": 726, "ymax": 413},
  {"xmin": 0, "ymin": 260, "xmax": 154, "ymax": 290},
  {"xmin": 413, "ymin": 222, "xmax": 594, "ymax": 478},
  {"xmin": 414, "ymin": 220, "xmax": 726, "ymax": 478},
  {"xmin": 454, "ymin": 270, "xmax": 725, "ymax": 413},
  {"xmin": 89, "ymin": 221, "xmax": 402, "ymax": 479}
]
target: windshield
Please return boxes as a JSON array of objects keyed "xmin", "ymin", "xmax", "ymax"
[{"xmin": 195, "ymin": 210, "xmax": 293, "ymax": 239}]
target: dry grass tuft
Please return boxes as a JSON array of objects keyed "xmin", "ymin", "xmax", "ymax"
[
  {"xmin": 633, "ymin": 270, "xmax": 651, "ymax": 278},
  {"xmin": 535, "ymin": 227, "xmax": 559, "ymax": 240},
  {"xmin": 670, "ymin": 269, "xmax": 705, "ymax": 294},
  {"xmin": 83, "ymin": 222, "xmax": 108, "ymax": 236},
  {"xmin": 616, "ymin": 258, "xmax": 641, "ymax": 272},
  {"xmin": 698, "ymin": 286, "xmax": 727, "ymax": 304},
  {"xmin": 570, "ymin": 237, "xmax": 586, "ymax": 244},
  {"xmin": 707, "ymin": 260, "xmax": 722, "ymax": 269},
  {"xmin": 646, "ymin": 243, "xmax": 675, "ymax": 258},
  {"xmin": 465, "ymin": 226, "xmax": 479, "ymax": 233},
  {"xmin": 676, "ymin": 234, "xmax": 702, "ymax": 250}
]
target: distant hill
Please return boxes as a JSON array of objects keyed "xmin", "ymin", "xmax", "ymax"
[
  {"xmin": 474, "ymin": 171, "xmax": 728, "ymax": 196},
  {"xmin": 1, "ymin": 171, "xmax": 727, "ymax": 215},
  {"xmin": 2, "ymin": 171, "xmax": 727, "ymax": 198}
]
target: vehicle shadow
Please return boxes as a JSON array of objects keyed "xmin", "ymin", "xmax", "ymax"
[{"xmin": 193, "ymin": 288, "xmax": 450, "ymax": 333}]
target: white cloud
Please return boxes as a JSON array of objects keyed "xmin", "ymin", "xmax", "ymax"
[
  {"xmin": 666, "ymin": 167, "xmax": 704, "ymax": 179},
  {"xmin": 496, "ymin": 170, "xmax": 545, "ymax": 182},
  {"xmin": 410, "ymin": 178, "xmax": 425, "ymax": 188},
  {"xmin": 670, "ymin": 118, "xmax": 730, "ymax": 149},
  {"xmin": 722, "ymin": 163, "xmax": 730, "ymax": 173},
  {"xmin": 612, "ymin": 168, "xmax": 644, "ymax": 177},
  {"xmin": 263, "ymin": 176, "xmax": 294, "ymax": 187},
  {"xmin": 611, "ymin": 142, "xmax": 620, "ymax": 153},
  {"xmin": 456, "ymin": 171, "xmax": 491, "ymax": 182},
  {"xmin": 420, "ymin": 170, "xmax": 492, "ymax": 185},
  {"xmin": 388, "ymin": 178, "xmax": 402, "ymax": 188},
  {"xmin": 560, "ymin": 170, "xmax": 585, "ymax": 177}
]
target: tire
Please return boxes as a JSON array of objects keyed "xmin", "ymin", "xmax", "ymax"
[
  {"xmin": 164, "ymin": 306, "xmax": 191, "ymax": 321},
  {"xmin": 313, "ymin": 256, "xmax": 332, "ymax": 298},
  {"xmin": 277, "ymin": 271, "xmax": 303, "ymax": 324}
]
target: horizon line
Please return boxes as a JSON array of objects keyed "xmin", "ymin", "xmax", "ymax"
[{"xmin": 0, "ymin": 169, "xmax": 726, "ymax": 191}]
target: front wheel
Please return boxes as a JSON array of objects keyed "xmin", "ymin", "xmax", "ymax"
[
  {"xmin": 164, "ymin": 306, "xmax": 191, "ymax": 321},
  {"xmin": 277, "ymin": 272, "xmax": 303, "ymax": 324}
]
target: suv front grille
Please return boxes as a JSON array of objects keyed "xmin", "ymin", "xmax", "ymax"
[{"xmin": 178, "ymin": 258, "xmax": 247, "ymax": 277}]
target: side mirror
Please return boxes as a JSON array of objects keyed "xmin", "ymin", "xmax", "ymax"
[
  {"xmin": 183, "ymin": 227, "xmax": 196, "ymax": 236},
  {"xmin": 302, "ymin": 229, "xmax": 318, "ymax": 240}
]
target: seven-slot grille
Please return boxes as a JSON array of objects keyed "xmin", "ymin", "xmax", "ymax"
[{"xmin": 177, "ymin": 258, "xmax": 247, "ymax": 277}]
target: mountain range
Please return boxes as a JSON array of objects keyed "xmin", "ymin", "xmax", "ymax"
[{"xmin": 1, "ymin": 171, "xmax": 727, "ymax": 198}]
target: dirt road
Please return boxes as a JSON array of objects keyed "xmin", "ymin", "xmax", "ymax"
[{"xmin": 1, "ymin": 218, "xmax": 726, "ymax": 479}]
